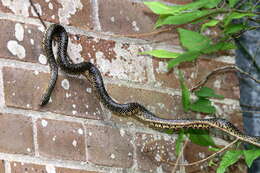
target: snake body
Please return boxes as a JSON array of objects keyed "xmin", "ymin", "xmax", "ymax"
[{"xmin": 41, "ymin": 24, "xmax": 260, "ymax": 147}]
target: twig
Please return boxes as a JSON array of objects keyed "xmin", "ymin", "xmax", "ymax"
[
  {"xmin": 172, "ymin": 139, "xmax": 189, "ymax": 173},
  {"xmin": 191, "ymin": 65, "xmax": 260, "ymax": 91},
  {"xmin": 162, "ymin": 138, "xmax": 239, "ymax": 167},
  {"xmin": 29, "ymin": 0, "xmax": 47, "ymax": 29}
]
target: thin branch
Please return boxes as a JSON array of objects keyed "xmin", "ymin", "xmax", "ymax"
[
  {"xmin": 191, "ymin": 65, "xmax": 260, "ymax": 92},
  {"xmin": 172, "ymin": 139, "xmax": 189, "ymax": 173},
  {"xmin": 29, "ymin": 0, "xmax": 47, "ymax": 29},
  {"xmin": 162, "ymin": 138, "xmax": 239, "ymax": 167}
]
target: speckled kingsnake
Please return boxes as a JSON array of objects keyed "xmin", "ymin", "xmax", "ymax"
[{"xmin": 40, "ymin": 24, "xmax": 260, "ymax": 147}]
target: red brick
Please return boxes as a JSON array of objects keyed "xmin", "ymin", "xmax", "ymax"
[
  {"xmin": 98, "ymin": 0, "xmax": 180, "ymax": 45},
  {"xmin": 135, "ymin": 133, "xmax": 176, "ymax": 173},
  {"xmin": 153, "ymin": 58, "xmax": 239, "ymax": 99},
  {"xmin": 56, "ymin": 167, "xmax": 99, "ymax": 173},
  {"xmin": 37, "ymin": 118, "xmax": 85, "ymax": 161},
  {"xmin": 0, "ymin": 160, "xmax": 4, "ymax": 173},
  {"xmin": 0, "ymin": 0, "xmax": 93, "ymax": 30},
  {"xmin": 106, "ymin": 83, "xmax": 188, "ymax": 121},
  {"xmin": 3, "ymin": 67, "xmax": 103, "ymax": 119},
  {"xmin": 10, "ymin": 162, "xmax": 47, "ymax": 173},
  {"xmin": 0, "ymin": 20, "xmax": 43, "ymax": 63},
  {"xmin": 0, "ymin": 113, "xmax": 34, "ymax": 155},
  {"xmin": 85, "ymin": 124, "xmax": 133, "ymax": 168}
]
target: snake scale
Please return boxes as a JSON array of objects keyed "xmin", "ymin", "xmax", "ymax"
[{"xmin": 41, "ymin": 24, "xmax": 260, "ymax": 147}]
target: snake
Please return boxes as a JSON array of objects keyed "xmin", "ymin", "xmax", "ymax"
[{"xmin": 41, "ymin": 24, "xmax": 260, "ymax": 147}]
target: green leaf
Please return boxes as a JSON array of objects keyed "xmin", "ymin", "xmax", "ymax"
[
  {"xmin": 228, "ymin": 0, "xmax": 240, "ymax": 8},
  {"xmin": 175, "ymin": 130, "xmax": 185, "ymax": 156},
  {"xmin": 224, "ymin": 12, "xmax": 256, "ymax": 26},
  {"xmin": 203, "ymin": 0, "xmax": 222, "ymax": 8},
  {"xmin": 208, "ymin": 146, "xmax": 221, "ymax": 152},
  {"xmin": 143, "ymin": 1, "xmax": 179, "ymax": 15},
  {"xmin": 156, "ymin": 10, "xmax": 211, "ymax": 28},
  {"xmin": 201, "ymin": 20, "xmax": 219, "ymax": 32},
  {"xmin": 188, "ymin": 129, "xmax": 216, "ymax": 147},
  {"xmin": 217, "ymin": 150, "xmax": 243, "ymax": 173},
  {"xmin": 189, "ymin": 98, "xmax": 216, "ymax": 114},
  {"xmin": 224, "ymin": 23, "xmax": 247, "ymax": 35},
  {"xmin": 243, "ymin": 149, "xmax": 260, "ymax": 168},
  {"xmin": 178, "ymin": 70, "xmax": 191, "ymax": 112},
  {"xmin": 178, "ymin": 28, "xmax": 211, "ymax": 51},
  {"xmin": 167, "ymin": 51, "xmax": 200, "ymax": 69},
  {"xmin": 195, "ymin": 87, "xmax": 224, "ymax": 99},
  {"xmin": 140, "ymin": 49, "xmax": 180, "ymax": 58},
  {"xmin": 202, "ymin": 41, "xmax": 236, "ymax": 54}
]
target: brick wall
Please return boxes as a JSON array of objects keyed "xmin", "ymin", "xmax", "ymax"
[{"xmin": 0, "ymin": 0, "xmax": 242, "ymax": 173}]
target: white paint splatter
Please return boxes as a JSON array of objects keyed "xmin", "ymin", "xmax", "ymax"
[
  {"xmin": 67, "ymin": 40, "xmax": 84, "ymax": 63},
  {"xmin": 72, "ymin": 139, "xmax": 77, "ymax": 147},
  {"xmin": 7, "ymin": 40, "xmax": 26, "ymax": 59},
  {"xmin": 30, "ymin": 39, "xmax": 34, "ymax": 45},
  {"xmin": 119, "ymin": 129, "xmax": 125, "ymax": 137},
  {"xmin": 41, "ymin": 119, "xmax": 48, "ymax": 127},
  {"xmin": 78, "ymin": 128, "xmax": 83, "ymax": 135},
  {"xmin": 38, "ymin": 54, "xmax": 47, "ymax": 64},
  {"xmin": 72, "ymin": 110, "xmax": 77, "ymax": 115},
  {"xmin": 52, "ymin": 136, "xmax": 56, "ymax": 141},
  {"xmin": 110, "ymin": 153, "xmax": 115, "ymax": 159},
  {"xmin": 86, "ymin": 88, "xmax": 92, "ymax": 93},
  {"xmin": 61, "ymin": 79, "xmax": 70, "ymax": 90},
  {"xmin": 72, "ymin": 104, "xmax": 76, "ymax": 108},
  {"xmin": 31, "ymin": 3, "xmax": 42, "ymax": 16},
  {"xmin": 51, "ymin": 15, "xmax": 55, "ymax": 19},
  {"xmin": 214, "ymin": 80, "xmax": 221, "ymax": 89},
  {"xmin": 132, "ymin": 21, "xmax": 140, "ymax": 32},
  {"xmin": 88, "ymin": 132, "xmax": 92, "ymax": 136},
  {"xmin": 2, "ymin": 0, "xmax": 30, "ymax": 16},
  {"xmin": 27, "ymin": 148, "xmax": 31, "ymax": 152},
  {"xmin": 95, "ymin": 43, "xmax": 147, "ymax": 82},
  {"xmin": 46, "ymin": 165, "xmax": 55, "ymax": 173},
  {"xmin": 110, "ymin": 16, "xmax": 115, "ymax": 22},
  {"xmin": 48, "ymin": 2, "xmax": 53, "ymax": 9},
  {"xmin": 15, "ymin": 23, "xmax": 24, "ymax": 41},
  {"xmin": 57, "ymin": 0, "xmax": 83, "ymax": 24},
  {"xmin": 38, "ymin": 26, "xmax": 45, "ymax": 32}
]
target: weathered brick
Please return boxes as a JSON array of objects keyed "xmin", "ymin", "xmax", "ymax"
[
  {"xmin": 56, "ymin": 167, "xmax": 99, "ymax": 173},
  {"xmin": 0, "ymin": 113, "xmax": 34, "ymax": 155},
  {"xmin": 37, "ymin": 118, "xmax": 85, "ymax": 161},
  {"xmin": 85, "ymin": 124, "xmax": 134, "ymax": 168},
  {"xmin": 0, "ymin": 19, "xmax": 149, "ymax": 83},
  {"xmin": 98, "ymin": 0, "xmax": 180, "ymax": 44},
  {"xmin": 153, "ymin": 58, "xmax": 239, "ymax": 99},
  {"xmin": 0, "ymin": 0, "xmax": 93, "ymax": 30},
  {"xmin": 135, "ymin": 132, "xmax": 177, "ymax": 173},
  {"xmin": 10, "ymin": 162, "xmax": 47, "ymax": 173},
  {"xmin": 3, "ymin": 67, "xmax": 103, "ymax": 119},
  {"xmin": 0, "ymin": 19, "xmax": 43, "ymax": 63},
  {"xmin": 106, "ymin": 83, "xmax": 187, "ymax": 121},
  {"xmin": 0, "ymin": 160, "xmax": 4, "ymax": 173}
]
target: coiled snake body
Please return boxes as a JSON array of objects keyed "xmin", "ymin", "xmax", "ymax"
[{"xmin": 41, "ymin": 24, "xmax": 260, "ymax": 147}]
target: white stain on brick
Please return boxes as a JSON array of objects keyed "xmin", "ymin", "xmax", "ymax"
[
  {"xmin": 110, "ymin": 16, "xmax": 115, "ymax": 22},
  {"xmin": 2, "ymin": 0, "xmax": 30, "ymax": 16},
  {"xmin": 132, "ymin": 21, "xmax": 140, "ymax": 32},
  {"xmin": 57, "ymin": 0, "xmax": 83, "ymax": 24},
  {"xmin": 86, "ymin": 87, "xmax": 92, "ymax": 93},
  {"xmin": 7, "ymin": 40, "xmax": 26, "ymax": 59},
  {"xmin": 119, "ymin": 129, "xmax": 125, "ymax": 137},
  {"xmin": 52, "ymin": 135, "xmax": 56, "ymax": 141},
  {"xmin": 214, "ymin": 80, "xmax": 221, "ymax": 89},
  {"xmin": 78, "ymin": 128, "xmax": 83, "ymax": 135},
  {"xmin": 31, "ymin": 3, "xmax": 42, "ymax": 16},
  {"xmin": 41, "ymin": 119, "xmax": 48, "ymax": 127},
  {"xmin": 72, "ymin": 110, "xmax": 77, "ymax": 115},
  {"xmin": 38, "ymin": 54, "xmax": 47, "ymax": 64},
  {"xmin": 61, "ymin": 79, "xmax": 70, "ymax": 90},
  {"xmin": 110, "ymin": 153, "xmax": 115, "ymax": 159},
  {"xmin": 27, "ymin": 148, "xmax": 31, "ymax": 152},
  {"xmin": 48, "ymin": 2, "xmax": 53, "ymax": 10},
  {"xmin": 68, "ymin": 40, "xmax": 84, "ymax": 63},
  {"xmin": 72, "ymin": 139, "xmax": 77, "ymax": 147},
  {"xmin": 156, "ymin": 61, "xmax": 168, "ymax": 73},
  {"xmin": 15, "ymin": 23, "xmax": 24, "ymax": 41},
  {"xmin": 30, "ymin": 38, "xmax": 35, "ymax": 45},
  {"xmin": 46, "ymin": 165, "xmax": 55, "ymax": 173},
  {"xmin": 95, "ymin": 43, "xmax": 147, "ymax": 82}
]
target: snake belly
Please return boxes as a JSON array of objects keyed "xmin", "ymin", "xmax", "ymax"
[{"xmin": 41, "ymin": 24, "xmax": 260, "ymax": 147}]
